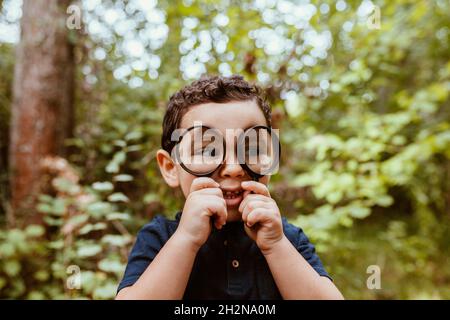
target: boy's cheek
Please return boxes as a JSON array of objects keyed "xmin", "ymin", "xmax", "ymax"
[
  {"xmin": 259, "ymin": 175, "xmax": 270, "ymax": 185},
  {"xmin": 176, "ymin": 167, "xmax": 270, "ymax": 200},
  {"xmin": 177, "ymin": 168, "xmax": 196, "ymax": 197}
]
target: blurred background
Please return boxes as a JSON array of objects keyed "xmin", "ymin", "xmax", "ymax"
[{"xmin": 0, "ymin": 0, "xmax": 449, "ymax": 299}]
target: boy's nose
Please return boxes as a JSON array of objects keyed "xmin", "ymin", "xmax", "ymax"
[
  {"xmin": 220, "ymin": 162, "xmax": 245, "ymax": 178},
  {"xmin": 218, "ymin": 134, "xmax": 246, "ymax": 178},
  {"xmin": 219, "ymin": 151, "xmax": 245, "ymax": 178}
]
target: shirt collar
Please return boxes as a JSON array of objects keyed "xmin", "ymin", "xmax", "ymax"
[
  {"xmin": 175, "ymin": 211, "xmax": 253, "ymax": 250},
  {"xmin": 175, "ymin": 211, "xmax": 245, "ymax": 234}
]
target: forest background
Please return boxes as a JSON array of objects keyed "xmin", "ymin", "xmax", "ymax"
[{"xmin": 0, "ymin": 0, "xmax": 449, "ymax": 299}]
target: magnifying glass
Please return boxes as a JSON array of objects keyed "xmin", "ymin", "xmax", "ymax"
[
  {"xmin": 237, "ymin": 125, "xmax": 281, "ymax": 181},
  {"xmin": 171, "ymin": 125, "xmax": 280, "ymax": 181},
  {"xmin": 172, "ymin": 125, "xmax": 226, "ymax": 177}
]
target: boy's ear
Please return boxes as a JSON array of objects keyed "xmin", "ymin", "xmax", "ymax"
[{"xmin": 156, "ymin": 149, "xmax": 180, "ymax": 188}]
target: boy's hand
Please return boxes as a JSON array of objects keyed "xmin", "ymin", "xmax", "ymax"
[
  {"xmin": 239, "ymin": 181, "xmax": 283, "ymax": 255},
  {"xmin": 176, "ymin": 177, "xmax": 227, "ymax": 250}
]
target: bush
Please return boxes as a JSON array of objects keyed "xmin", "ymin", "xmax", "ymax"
[{"xmin": 0, "ymin": 157, "xmax": 133, "ymax": 299}]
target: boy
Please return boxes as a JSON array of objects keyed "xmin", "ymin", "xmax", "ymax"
[{"xmin": 116, "ymin": 75, "xmax": 343, "ymax": 299}]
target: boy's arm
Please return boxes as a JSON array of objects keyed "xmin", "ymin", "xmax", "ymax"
[
  {"xmin": 115, "ymin": 230, "xmax": 199, "ymax": 300},
  {"xmin": 262, "ymin": 235, "xmax": 343, "ymax": 300},
  {"xmin": 240, "ymin": 181, "xmax": 344, "ymax": 300},
  {"xmin": 116, "ymin": 177, "xmax": 227, "ymax": 300}
]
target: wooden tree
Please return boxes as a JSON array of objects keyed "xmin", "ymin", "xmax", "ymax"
[{"xmin": 9, "ymin": 0, "xmax": 75, "ymax": 224}]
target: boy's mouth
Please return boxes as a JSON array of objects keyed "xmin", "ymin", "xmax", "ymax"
[{"xmin": 221, "ymin": 188, "xmax": 244, "ymax": 207}]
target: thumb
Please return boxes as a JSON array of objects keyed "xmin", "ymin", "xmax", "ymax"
[{"xmin": 243, "ymin": 190, "xmax": 252, "ymax": 198}]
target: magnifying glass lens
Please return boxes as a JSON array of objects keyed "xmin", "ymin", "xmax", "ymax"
[
  {"xmin": 241, "ymin": 127, "xmax": 279, "ymax": 176},
  {"xmin": 177, "ymin": 126, "xmax": 224, "ymax": 176}
]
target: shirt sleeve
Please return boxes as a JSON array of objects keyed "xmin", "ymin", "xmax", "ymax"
[
  {"xmin": 116, "ymin": 215, "xmax": 169, "ymax": 293},
  {"xmin": 282, "ymin": 218, "xmax": 332, "ymax": 281}
]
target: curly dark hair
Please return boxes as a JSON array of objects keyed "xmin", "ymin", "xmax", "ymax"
[{"xmin": 161, "ymin": 74, "xmax": 272, "ymax": 152}]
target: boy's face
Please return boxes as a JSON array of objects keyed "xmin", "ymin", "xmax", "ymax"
[{"xmin": 157, "ymin": 100, "xmax": 270, "ymax": 222}]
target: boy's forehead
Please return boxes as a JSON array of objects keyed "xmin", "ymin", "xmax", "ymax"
[{"xmin": 179, "ymin": 100, "xmax": 267, "ymax": 132}]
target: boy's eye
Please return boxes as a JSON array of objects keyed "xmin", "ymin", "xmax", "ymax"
[
  {"xmin": 193, "ymin": 147, "xmax": 216, "ymax": 157},
  {"xmin": 207, "ymin": 148, "xmax": 216, "ymax": 157},
  {"xmin": 246, "ymin": 146, "xmax": 259, "ymax": 155}
]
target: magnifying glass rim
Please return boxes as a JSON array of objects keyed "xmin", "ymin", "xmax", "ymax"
[
  {"xmin": 172, "ymin": 124, "xmax": 280, "ymax": 179},
  {"xmin": 172, "ymin": 125, "xmax": 226, "ymax": 177},
  {"xmin": 237, "ymin": 125, "xmax": 281, "ymax": 179}
]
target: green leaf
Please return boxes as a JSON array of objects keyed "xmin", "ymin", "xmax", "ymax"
[
  {"xmin": 79, "ymin": 222, "xmax": 107, "ymax": 235},
  {"xmin": 77, "ymin": 244, "xmax": 103, "ymax": 257},
  {"xmin": 37, "ymin": 203, "xmax": 53, "ymax": 214},
  {"xmin": 4, "ymin": 260, "xmax": 21, "ymax": 277},
  {"xmin": 113, "ymin": 174, "xmax": 134, "ymax": 182},
  {"xmin": 105, "ymin": 162, "xmax": 119, "ymax": 174},
  {"xmin": 106, "ymin": 212, "xmax": 130, "ymax": 221},
  {"xmin": 43, "ymin": 216, "xmax": 63, "ymax": 227},
  {"xmin": 0, "ymin": 243, "xmax": 15, "ymax": 257},
  {"xmin": 126, "ymin": 145, "xmax": 143, "ymax": 152},
  {"xmin": 106, "ymin": 151, "xmax": 126, "ymax": 173},
  {"xmin": 107, "ymin": 192, "xmax": 129, "ymax": 202},
  {"xmin": 52, "ymin": 198, "xmax": 67, "ymax": 215},
  {"xmin": 25, "ymin": 225, "xmax": 45, "ymax": 237},
  {"xmin": 348, "ymin": 206, "xmax": 371, "ymax": 219},
  {"xmin": 66, "ymin": 214, "xmax": 89, "ymax": 228},
  {"xmin": 143, "ymin": 193, "xmax": 159, "ymax": 204},
  {"xmin": 92, "ymin": 181, "xmax": 114, "ymax": 192},
  {"xmin": 101, "ymin": 235, "xmax": 131, "ymax": 247},
  {"xmin": 34, "ymin": 270, "xmax": 50, "ymax": 282},
  {"xmin": 87, "ymin": 202, "xmax": 112, "ymax": 218},
  {"xmin": 98, "ymin": 259, "xmax": 125, "ymax": 273},
  {"xmin": 53, "ymin": 177, "xmax": 80, "ymax": 194},
  {"xmin": 27, "ymin": 291, "xmax": 46, "ymax": 300},
  {"xmin": 326, "ymin": 191, "xmax": 343, "ymax": 204},
  {"xmin": 48, "ymin": 240, "xmax": 64, "ymax": 250},
  {"xmin": 113, "ymin": 140, "xmax": 127, "ymax": 148},
  {"xmin": 375, "ymin": 195, "xmax": 394, "ymax": 207},
  {"xmin": 93, "ymin": 282, "xmax": 118, "ymax": 299},
  {"xmin": 125, "ymin": 131, "xmax": 142, "ymax": 141},
  {"xmin": 38, "ymin": 194, "xmax": 53, "ymax": 203},
  {"xmin": 78, "ymin": 224, "xmax": 94, "ymax": 235}
]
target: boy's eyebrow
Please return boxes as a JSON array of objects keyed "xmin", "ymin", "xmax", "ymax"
[
  {"xmin": 198, "ymin": 123, "xmax": 263, "ymax": 131},
  {"xmin": 243, "ymin": 124, "xmax": 259, "ymax": 131}
]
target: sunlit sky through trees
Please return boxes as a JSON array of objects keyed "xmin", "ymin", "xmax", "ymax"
[{"xmin": 0, "ymin": 0, "xmax": 379, "ymax": 87}]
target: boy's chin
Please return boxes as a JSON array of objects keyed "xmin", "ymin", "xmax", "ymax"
[{"xmin": 226, "ymin": 208, "xmax": 242, "ymax": 222}]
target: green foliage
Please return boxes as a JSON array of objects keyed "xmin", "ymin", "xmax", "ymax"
[
  {"xmin": 325, "ymin": 215, "xmax": 450, "ymax": 299},
  {"xmin": 284, "ymin": 0, "xmax": 450, "ymax": 251},
  {"xmin": 0, "ymin": 158, "xmax": 132, "ymax": 299}
]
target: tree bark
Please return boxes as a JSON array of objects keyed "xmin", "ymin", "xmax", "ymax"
[{"xmin": 9, "ymin": 0, "xmax": 75, "ymax": 224}]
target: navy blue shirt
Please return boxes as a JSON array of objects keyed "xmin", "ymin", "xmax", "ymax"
[{"xmin": 117, "ymin": 211, "xmax": 330, "ymax": 299}]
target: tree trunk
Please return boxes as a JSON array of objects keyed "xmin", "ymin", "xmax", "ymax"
[{"xmin": 9, "ymin": 0, "xmax": 75, "ymax": 224}]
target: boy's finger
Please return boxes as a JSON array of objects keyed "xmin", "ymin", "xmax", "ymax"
[
  {"xmin": 203, "ymin": 197, "xmax": 228, "ymax": 229},
  {"xmin": 238, "ymin": 194, "xmax": 269, "ymax": 213},
  {"xmin": 214, "ymin": 205, "xmax": 228, "ymax": 229},
  {"xmin": 242, "ymin": 190, "xmax": 251, "ymax": 200},
  {"xmin": 190, "ymin": 177, "xmax": 220, "ymax": 193},
  {"xmin": 241, "ymin": 200, "xmax": 270, "ymax": 223},
  {"xmin": 246, "ymin": 208, "xmax": 272, "ymax": 227},
  {"xmin": 241, "ymin": 181, "xmax": 270, "ymax": 197},
  {"xmin": 193, "ymin": 187, "xmax": 223, "ymax": 197}
]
